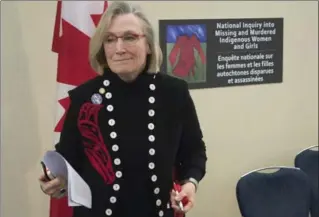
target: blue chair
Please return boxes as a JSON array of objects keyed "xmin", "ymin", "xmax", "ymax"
[
  {"xmin": 295, "ymin": 145, "xmax": 319, "ymax": 217},
  {"xmin": 236, "ymin": 166, "xmax": 312, "ymax": 217}
]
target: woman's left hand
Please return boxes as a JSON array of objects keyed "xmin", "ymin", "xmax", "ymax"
[{"xmin": 170, "ymin": 182, "xmax": 196, "ymax": 213}]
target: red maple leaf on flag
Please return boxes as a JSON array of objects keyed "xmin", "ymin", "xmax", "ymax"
[
  {"xmin": 53, "ymin": 2, "xmax": 108, "ymax": 134},
  {"xmin": 54, "ymin": 97, "xmax": 70, "ymax": 132}
]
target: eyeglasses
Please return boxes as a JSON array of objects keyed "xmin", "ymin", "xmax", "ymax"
[{"xmin": 104, "ymin": 32, "xmax": 145, "ymax": 48}]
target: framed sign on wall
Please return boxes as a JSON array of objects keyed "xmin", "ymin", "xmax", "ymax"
[{"xmin": 159, "ymin": 18, "xmax": 284, "ymax": 89}]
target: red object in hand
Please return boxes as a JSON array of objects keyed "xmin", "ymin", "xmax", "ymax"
[{"xmin": 173, "ymin": 182, "xmax": 189, "ymax": 206}]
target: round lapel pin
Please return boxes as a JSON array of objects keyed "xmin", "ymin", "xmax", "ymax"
[{"xmin": 91, "ymin": 93, "xmax": 103, "ymax": 104}]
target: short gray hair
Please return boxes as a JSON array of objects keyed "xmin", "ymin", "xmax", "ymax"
[{"xmin": 89, "ymin": 1, "xmax": 162, "ymax": 75}]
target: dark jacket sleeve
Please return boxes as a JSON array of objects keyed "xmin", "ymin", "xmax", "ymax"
[
  {"xmin": 176, "ymin": 81, "xmax": 207, "ymax": 183},
  {"xmin": 55, "ymin": 91, "xmax": 85, "ymax": 173}
]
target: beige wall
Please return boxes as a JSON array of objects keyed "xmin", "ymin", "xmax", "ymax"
[{"xmin": 1, "ymin": 1, "xmax": 318, "ymax": 217}]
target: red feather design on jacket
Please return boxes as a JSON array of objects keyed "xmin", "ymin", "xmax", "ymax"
[{"xmin": 77, "ymin": 102, "xmax": 115, "ymax": 184}]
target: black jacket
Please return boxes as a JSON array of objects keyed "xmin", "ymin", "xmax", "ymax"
[{"xmin": 55, "ymin": 69, "xmax": 207, "ymax": 217}]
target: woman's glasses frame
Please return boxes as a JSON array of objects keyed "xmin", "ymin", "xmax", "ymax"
[{"xmin": 104, "ymin": 32, "xmax": 146, "ymax": 49}]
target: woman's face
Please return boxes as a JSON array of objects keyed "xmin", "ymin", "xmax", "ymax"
[{"xmin": 103, "ymin": 13, "xmax": 150, "ymax": 75}]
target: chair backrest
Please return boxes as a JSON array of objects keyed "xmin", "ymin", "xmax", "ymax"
[
  {"xmin": 295, "ymin": 145, "xmax": 319, "ymax": 217},
  {"xmin": 236, "ymin": 167, "xmax": 312, "ymax": 217}
]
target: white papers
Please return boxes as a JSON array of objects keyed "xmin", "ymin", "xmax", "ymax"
[{"xmin": 43, "ymin": 150, "xmax": 92, "ymax": 209}]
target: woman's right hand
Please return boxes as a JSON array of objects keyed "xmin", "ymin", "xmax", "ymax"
[{"xmin": 39, "ymin": 174, "xmax": 67, "ymax": 199}]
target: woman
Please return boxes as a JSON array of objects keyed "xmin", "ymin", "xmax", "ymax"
[{"xmin": 39, "ymin": 2, "xmax": 207, "ymax": 217}]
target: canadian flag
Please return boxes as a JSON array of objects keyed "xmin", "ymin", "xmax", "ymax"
[{"xmin": 50, "ymin": 1, "xmax": 107, "ymax": 217}]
